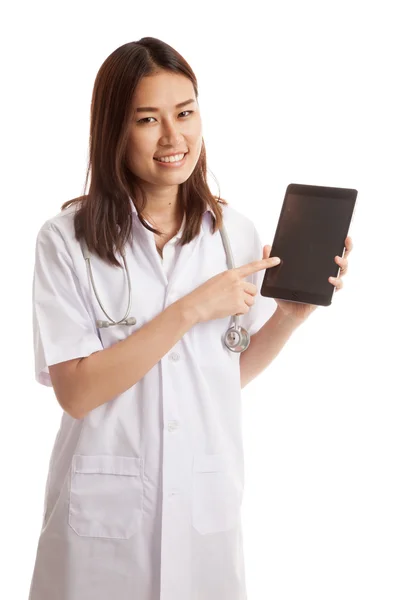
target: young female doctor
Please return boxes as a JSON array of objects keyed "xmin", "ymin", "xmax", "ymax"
[{"xmin": 30, "ymin": 37, "xmax": 353, "ymax": 600}]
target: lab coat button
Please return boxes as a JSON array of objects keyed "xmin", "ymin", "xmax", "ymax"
[
  {"xmin": 167, "ymin": 420, "xmax": 179, "ymax": 432},
  {"xmin": 169, "ymin": 352, "xmax": 180, "ymax": 362}
]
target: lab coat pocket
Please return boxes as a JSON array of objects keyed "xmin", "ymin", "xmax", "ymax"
[
  {"xmin": 192, "ymin": 453, "xmax": 243, "ymax": 535},
  {"xmin": 69, "ymin": 454, "xmax": 144, "ymax": 539}
]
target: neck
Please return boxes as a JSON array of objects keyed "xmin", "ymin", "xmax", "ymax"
[{"xmin": 142, "ymin": 197, "xmax": 183, "ymax": 227}]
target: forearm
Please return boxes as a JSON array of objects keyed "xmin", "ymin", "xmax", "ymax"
[
  {"xmin": 72, "ymin": 299, "xmax": 198, "ymax": 419},
  {"xmin": 240, "ymin": 307, "xmax": 305, "ymax": 389}
]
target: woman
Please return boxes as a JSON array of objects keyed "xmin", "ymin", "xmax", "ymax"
[{"xmin": 29, "ymin": 37, "xmax": 352, "ymax": 600}]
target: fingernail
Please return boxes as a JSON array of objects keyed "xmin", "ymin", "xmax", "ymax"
[{"xmin": 272, "ymin": 257, "xmax": 280, "ymax": 264}]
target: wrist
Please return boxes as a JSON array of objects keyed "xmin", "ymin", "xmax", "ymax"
[
  {"xmin": 175, "ymin": 296, "xmax": 201, "ymax": 327},
  {"xmin": 275, "ymin": 306, "xmax": 307, "ymax": 327}
]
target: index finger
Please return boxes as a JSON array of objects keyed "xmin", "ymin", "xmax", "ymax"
[{"xmin": 236, "ymin": 257, "xmax": 280, "ymax": 279}]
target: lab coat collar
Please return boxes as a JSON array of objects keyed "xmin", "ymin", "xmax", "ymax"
[
  {"xmin": 140, "ymin": 210, "xmax": 187, "ymax": 241},
  {"xmin": 128, "ymin": 196, "xmax": 215, "ymax": 231},
  {"xmin": 128, "ymin": 195, "xmax": 214, "ymax": 289}
]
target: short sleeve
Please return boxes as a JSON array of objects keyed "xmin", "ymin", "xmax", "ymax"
[
  {"xmin": 241, "ymin": 224, "xmax": 277, "ymax": 337},
  {"xmin": 32, "ymin": 224, "xmax": 104, "ymax": 387}
]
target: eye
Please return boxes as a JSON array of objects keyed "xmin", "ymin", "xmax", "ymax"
[{"xmin": 137, "ymin": 110, "xmax": 194, "ymax": 124}]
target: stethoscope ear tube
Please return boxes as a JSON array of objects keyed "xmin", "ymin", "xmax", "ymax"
[
  {"xmin": 79, "ymin": 219, "xmax": 250, "ymax": 352},
  {"xmin": 80, "ymin": 237, "xmax": 135, "ymax": 329}
]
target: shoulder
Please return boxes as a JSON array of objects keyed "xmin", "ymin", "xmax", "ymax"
[
  {"xmin": 216, "ymin": 199, "xmax": 257, "ymax": 237},
  {"xmin": 36, "ymin": 202, "xmax": 78, "ymax": 242},
  {"xmin": 34, "ymin": 202, "xmax": 81, "ymax": 263}
]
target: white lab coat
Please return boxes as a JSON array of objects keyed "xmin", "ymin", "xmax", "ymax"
[{"xmin": 29, "ymin": 198, "xmax": 276, "ymax": 600}]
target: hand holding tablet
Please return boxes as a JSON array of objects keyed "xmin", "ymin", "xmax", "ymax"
[{"xmin": 261, "ymin": 183, "xmax": 357, "ymax": 309}]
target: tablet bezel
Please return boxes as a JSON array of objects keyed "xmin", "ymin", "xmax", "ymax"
[{"xmin": 260, "ymin": 183, "xmax": 357, "ymax": 307}]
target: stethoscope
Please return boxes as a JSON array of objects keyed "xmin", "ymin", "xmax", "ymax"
[{"xmin": 79, "ymin": 220, "xmax": 250, "ymax": 353}]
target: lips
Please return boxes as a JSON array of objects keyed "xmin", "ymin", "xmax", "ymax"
[{"xmin": 154, "ymin": 151, "xmax": 188, "ymax": 160}]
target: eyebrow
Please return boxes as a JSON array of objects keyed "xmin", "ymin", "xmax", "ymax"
[{"xmin": 135, "ymin": 98, "xmax": 196, "ymax": 113}]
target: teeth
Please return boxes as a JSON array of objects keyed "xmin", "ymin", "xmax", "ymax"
[{"xmin": 155, "ymin": 153, "xmax": 185, "ymax": 163}]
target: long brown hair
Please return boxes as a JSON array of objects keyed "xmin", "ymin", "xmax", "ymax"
[{"xmin": 61, "ymin": 37, "xmax": 228, "ymax": 268}]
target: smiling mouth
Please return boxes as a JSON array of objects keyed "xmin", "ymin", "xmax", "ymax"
[{"xmin": 153, "ymin": 152, "xmax": 188, "ymax": 163}]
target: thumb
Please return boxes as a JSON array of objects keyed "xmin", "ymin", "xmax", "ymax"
[{"xmin": 263, "ymin": 245, "xmax": 272, "ymax": 260}]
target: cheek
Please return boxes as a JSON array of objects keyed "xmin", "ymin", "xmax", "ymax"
[
  {"xmin": 192, "ymin": 132, "xmax": 203, "ymax": 160},
  {"xmin": 187, "ymin": 121, "xmax": 203, "ymax": 150},
  {"xmin": 126, "ymin": 136, "xmax": 154, "ymax": 167},
  {"xmin": 191, "ymin": 117, "xmax": 202, "ymax": 139}
]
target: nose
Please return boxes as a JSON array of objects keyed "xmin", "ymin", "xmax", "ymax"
[{"xmin": 159, "ymin": 118, "xmax": 184, "ymax": 147}]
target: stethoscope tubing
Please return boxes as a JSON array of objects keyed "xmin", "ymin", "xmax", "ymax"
[{"xmin": 80, "ymin": 219, "xmax": 250, "ymax": 351}]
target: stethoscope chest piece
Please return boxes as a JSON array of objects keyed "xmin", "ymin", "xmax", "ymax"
[{"xmin": 223, "ymin": 325, "xmax": 250, "ymax": 353}]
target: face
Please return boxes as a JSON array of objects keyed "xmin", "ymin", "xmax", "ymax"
[{"xmin": 126, "ymin": 71, "xmax": 203, "ymax": 192}]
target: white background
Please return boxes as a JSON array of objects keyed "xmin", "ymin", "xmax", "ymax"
[{"xmin": 2, "ymin": 1, "xmax": 399, "ymax": 598}]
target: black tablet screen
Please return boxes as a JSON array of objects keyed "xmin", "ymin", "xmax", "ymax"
[{"xmin": 261, "ymin": 185, "xmax": 356, "ymax": 304}]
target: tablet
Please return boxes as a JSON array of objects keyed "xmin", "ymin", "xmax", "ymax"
[{"xmin": 260, "ymin": 183, "xmax": 357, "ymax": 307}]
